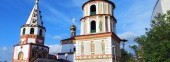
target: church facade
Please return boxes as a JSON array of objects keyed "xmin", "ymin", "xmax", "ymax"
[
  {"xmin": 12, "ymin": 0, "xmax": 122, "ymax": 62},
  {"xmin": 57, "ymin": 0, "xmax": 121, "ymax": 62}
]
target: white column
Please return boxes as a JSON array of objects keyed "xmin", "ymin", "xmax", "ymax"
[
  {"xmin": 87, "ymin": 18, "xmax": 90, "ymax": 34},
  {"xmin": 103, "ymin": 16, "xmax": 106, "ymax": 32},
  {"xmin": 102, "ymin": 2, "xmax": 104, "ymax": 14},
  {"xmin": 96, "ymin": 16, "xmax": 99, "ymax": 33},
  {"xmin": 88, "ymin": 4, "xmax": 90, "ymax": 16},
  {"xmin": 80, "ymin": 21, "xmax": 84, "ymax": 35},
  {"xmin": 96, "ymin": 2, "xmax": 99, "ymax": 14},
  {"xmin": 108, "ymin": 16, "xmax": 111, "ymax": 32}
]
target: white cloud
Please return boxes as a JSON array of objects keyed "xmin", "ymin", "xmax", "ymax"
[
  {"xmin": 53, "ymin": 35, "xmax": 62, "ymax": 40},
  {"xmin": 0, "ymin": 46, "xmax": 12, "ymax": 61},
  {"xmin": 48, "ymin": 44, "xmax": 61, "ymax": 54},
  {"xmin": 2, "ymin": 46, "xmax": 8, "ymax": 51},
  {"xmin": 118, "ymin": 32, "xmax": 137, "ymax": 40},
  {"xmin": 118, "ymin": 32, "xmax": 138, "ymax": 53},
  {"xmin": 115, "ymin": 0, "xmax": 157, "ymax": 53},
  {"xmin": 116, "ymin": 0, "xmax": 156, "ymax": 36}
]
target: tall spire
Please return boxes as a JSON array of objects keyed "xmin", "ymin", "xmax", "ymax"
[{"xmin": 26, "ymin": 0, "xmax": 43, "ymax": 26}]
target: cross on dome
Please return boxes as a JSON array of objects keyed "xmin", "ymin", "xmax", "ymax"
[
  {"xmin": 35, "ymin": 0, "xmax": 39, "ymax": 4},
  {"xmin": 72, "ymin": 16, "xmax": 75, "ymax": 25}
]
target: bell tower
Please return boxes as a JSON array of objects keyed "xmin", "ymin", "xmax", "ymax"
[
  {"xmin": 80, "ymin": 0, "xmax": 116, "ymax": 35},
  {"xmin": 75, "ymin": 0, "xmax": 121, "ymax": 62},
  {"xmin": 20, "ymin": 0, "xmax": 45, "ymax": 45},
  {"xmin": 12, "ymin": 0, "xmax": 49, "ymax": 62}
]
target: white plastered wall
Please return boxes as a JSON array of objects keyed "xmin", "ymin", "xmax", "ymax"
[
  {"xmin": 160, "ymin": 0, "xmax": 170, "ymax": 14},
  {"xmin": 75, "ymin": 59, "xmax": 112, "ymax": 62},
  {"xmin": 75, "ymin": 37, "xmax": 112, "ymax": 56},
  {"xmin": 13, "ymin": 45, "xmax": 30, "ymax": 60},
  {"xmin": 152, "ymin": 0, "xmax": 170, "ymax": 20},
  {"xmin": 60, "ymin": 44, "xmax": 75, "ymax": 53}
]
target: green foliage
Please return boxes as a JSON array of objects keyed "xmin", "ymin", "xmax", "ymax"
[
  {"xmin": 135, "ymin": 11, "xmax": 170, "ymax": 62},
  {"xmin": 129, "ymin": 45, "xmax": 139, "ymax": 60},
  {"xmin": 130, "ymin": 45, "xmax": 144, "ymax": 62},
  {"xmin": 120, "ymin": 49, "xmax": 134, "ymax": 62}
]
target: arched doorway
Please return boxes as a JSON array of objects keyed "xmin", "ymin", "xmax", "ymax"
[{"xmin": 18, "ymin": 51, "xmax": 24, "ymax": 60}]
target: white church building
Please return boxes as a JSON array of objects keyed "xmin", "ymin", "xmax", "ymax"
[
  {"xmin": 152, "ymin": 0, "xmax": 170, "ymax": 20},
  {"xmin": 57, "ymin": 0, "xmax": 121, "ymax": 62},
  {"xmin": 12, "ymin": 0, "xmax": 122, "ymax": 62}
]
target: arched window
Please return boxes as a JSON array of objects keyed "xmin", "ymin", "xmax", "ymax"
[
  {"xmin": 39, "ymin": 29, "xmax": 43, "ymax": 36},
  {"xmin": 74, "ymin": 47, "xmax": 76, "ymax": 52},
  {"xmin": 30, "ymin": 28, "xmax": 34, "ymax": 34},
  {"xmin": 91, "ymin": 41, "xmax": 95, "ymax": 54},
  {"xmin": 90, "ymin": 5, "xmax": 96, "ymax": 16},
  {"xmin": 101, "ymin": 41, "xmax": 105, "ymax": 54},
  {"xmin": 81, "ymin": 42, "xmax": 84, "ymax": 54},
  {"xmin": 22, "ymin": 28, "xmax": 26, "ymax": 35},
  {"xmin": 91, "ymin": 21, "xmax": 96, "ymax": 33},
  {"xmin": 18, "ymin": 51, "xmax": 24, "ymax": 60}
]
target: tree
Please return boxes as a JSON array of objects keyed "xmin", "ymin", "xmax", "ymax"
[
  {"xmin": 135, "ymin": 11, "xmax": 170, "ymax": 62},
  {"xmin": 129, "ymin": 45, "xmax": 139, "ymax": 62},
  {"xmin": 120, "ymin": 49, "xmax": 134, "ymax": 62},
  {"xmin": 130, "ymin": 45, "xmax": 144, "ymax": 62}
]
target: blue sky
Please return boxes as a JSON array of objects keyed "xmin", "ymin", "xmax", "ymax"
[{"xmin": 0, "ymin": 0, "xmax": 157, "ymax": 61}]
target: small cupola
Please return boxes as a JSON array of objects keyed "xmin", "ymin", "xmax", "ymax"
[{"xmin": 70, "ymin": 17, "xmax": 77, "ymax": 37}]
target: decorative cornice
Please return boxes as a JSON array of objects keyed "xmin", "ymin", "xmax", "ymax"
[
  {"xmin": 75, "ymin": 32, "xmax": 121, "ymax": 42},
  {"xmin": 61, "ymin": 37, "xmax": 75, "ymax": 41},
  {"xmin": 61, "ymin": 40, "xmax": 75, "ymax": 44},
  {"xmin": 82, "ymin": 0, "xmax": 115, "ymax": 10},
  {"xmin": 60, "ymin": 32, "xmax": 121, "ymax": 43},
  {"xmin": 20, "ymin": 34, "xmax": 44, "ymax": 40},
  {"xmin": 14, "ymin": 43, "xmax": 49, "ymax": 48},
  {"xmin": 21, "ymin": 24, "xmax": 46, "ymax": 31},
  {"xmin": 75, "ymin": 54, "xmax": 113, "ymax": 60},
  {"xmin": 80, "ymin": 14, "xmax": 117, "ymax": 23}
]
